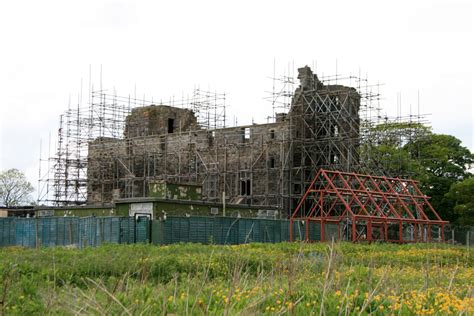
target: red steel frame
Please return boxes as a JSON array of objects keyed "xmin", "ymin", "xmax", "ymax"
[{"xmin": 290, "ymin": 169, "xmax": 448, "ymax": 243}]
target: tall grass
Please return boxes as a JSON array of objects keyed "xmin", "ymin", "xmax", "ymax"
[{"xmin": 0, "ymin": 242, "xmax": 472, "ymax": 315}]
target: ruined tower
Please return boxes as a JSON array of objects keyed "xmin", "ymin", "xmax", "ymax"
[{"xmin": 283, "ymin": 66, "xmax": 361, "ymax": 210}]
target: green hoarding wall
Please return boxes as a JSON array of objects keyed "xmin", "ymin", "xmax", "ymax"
[
  {"xmin": 0, "ymin": 216, "xmax": 148, "ymax": 248},
  {"xmin": 1, "ymin": 216, "xmax": 329, "ymax": 248},
  {"xmin": 151, "ymin": 216, "xmax": 321, "ymax": 245}
]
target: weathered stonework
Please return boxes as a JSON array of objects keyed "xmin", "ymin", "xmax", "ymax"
[{"xmin": 124, "ymin": 106, "xmax": 199, "ymax": 137}]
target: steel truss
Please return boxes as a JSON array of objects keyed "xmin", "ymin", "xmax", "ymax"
[{"xmin": 290, "ymin": 169, "xmax": 447, "ymax": 243}]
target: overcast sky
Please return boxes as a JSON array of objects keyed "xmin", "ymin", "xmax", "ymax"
[{"xmin": 0, "ymin": 0, "xmax": 472, "ymax": 199}]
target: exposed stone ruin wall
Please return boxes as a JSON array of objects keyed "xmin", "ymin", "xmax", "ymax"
[{"xmin": 88, "ymin": 119, "xmax": 290, "ymax": 206}]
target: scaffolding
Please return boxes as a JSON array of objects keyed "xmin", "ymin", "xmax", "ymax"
[
  {"xmin": 263, "ymin": 65, "xmax": 430, "ymax": 212},
  {"xmin": 38, "ymin": 64, "xmax": 433, "ymax": 216},
  {"xmin": 267, "ymin": 67, "xmax": 430, "ymax": 172},
  {"xmin": 190, "ymin": 88, "xmax": 226, "ymax": 130},
  {"xmin": 38, "ymin": 87, "xmax": 227, "ymax": 206}
]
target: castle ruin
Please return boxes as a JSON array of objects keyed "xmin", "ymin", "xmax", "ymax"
[{"xmin": 86, "ymin": 66, "xmax": 361, "ymax": 212}]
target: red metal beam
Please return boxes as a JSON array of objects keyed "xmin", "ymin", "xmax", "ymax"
[{"xmin": 290, "ymin": 169, "xmax": 448, "ymax": 243}]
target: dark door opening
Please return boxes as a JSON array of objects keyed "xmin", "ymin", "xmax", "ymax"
[
  {"xmin": 240, "ymin": 179, "xmax": 252, "ymax": 196},
  {"xmin": 269, "ymin": 157, "xmax": 275, "ymax": 168},
  {"xmin": 168, "ymin": 118, "xmax": 174, "ymax": 133}
]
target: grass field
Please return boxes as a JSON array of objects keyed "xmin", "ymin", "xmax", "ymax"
[{"xmin": 0, "ymin": 242, "xmax": 472, "ymax": 315}]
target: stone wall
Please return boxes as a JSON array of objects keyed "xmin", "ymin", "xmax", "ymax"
[{"xmin": 88, "ymin": 119, "xmax": 290, "ymax": 206}]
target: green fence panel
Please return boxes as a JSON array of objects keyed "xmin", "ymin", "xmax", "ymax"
[
  {"xmin": 252, "ymin": 219, "xmax": 261, "ymax": 242},
  {"xmin": 163, "ymin": 217, "xmax": 175, "ymax": 244},
  {"xmin": 244, "ymin": 218, "xmax": 256, "ymax": 243},
  {"xmin": 255, "ymin": 219, "xmax": 263, "ymax": 242},
  {"xmin": 236, "ymin": 218, "xmax": 246, "ymax": 243},
  {"xmin": 180, "ymin": 217, "xmax": 190, "ymax": 242},
  {"xmin": 280, "ymin": 220, "xmax": 289, "ymax": 241},
  {"xmin": 221, "ymin": 218, "xmax": 230, "ymax": 244},
  {"xmin": 212, "ymin": 217, "xmax": 223, "ymax": 244},
  {"xmin": 0, "ymin": 216, "xmax": 144, "ymax": 249},
  {"xmin": 174, "ymin": 217, "xmax": 182, "ymax": 243},
  {"xmin": 238, "ymin": 218, "xmax": 252, "ymax": 243},
  {"xmin": 169, "ymin": 217, "xmax": 181, "ymax": 243},
  {"xmin": 79, "ymin": 217, "xmax": 95, "ymax": 247},
  {"xmin": 222, "ymin": 217, "xmax": 238, "ymax": 244},
  {"xmin": 97, "ymin": 217, "xmax": 115, "ymax": 245},
  {"xmin": 135, "ymin": 216, "xmax": 150, "ymax": 243},
  {"xmin": 167, "ymin": 217, "xmax": 175, "ymax": 243},
  {"xmin": 188, "ymin": 217, "xmax": 203, "ymax": 243},
  {"xmin": 120, "ymin": 217, "xmax": 135, "ymax": 244},
  {"xmin": 325, "ymin": 223, "xmax": 339, "ymax": 241},
  {"xmin": 0, "ymin": 218, "xmax": 16, "ymax": 247},
  {"xmin": 181, "ymin": 217, "xmax": 189, "ymax": 242},
  {"xmin": 274, "ymin": 220, "xmax": 283, "ymax": 242},
  {"xmin": 274, "ymin": 220, "xmax": 282, "ymax": 242},
  {"xmin": 151, "ymin": 220, "xmax": 162, "ymax": 245},
  {"xmin": 168, "ymin": 217, "xmax": 178, "ymax": 243},
  {"xmin": 171, "ymin": 217, "xmax": 180, "ymax": 243},
  {"xmin": 262, "ymin": 220, "xmax": 270, "ymax": 243},
  {"xmin": 269, "ymin": 220, "xmax": 279, "ymax": 242},
  {"xmin": 177, "ymin": 217, "xmax": 186, "ymax": 243},
  {"xmin": 14, "ymin": 218, "xmax": 36, "ymax": 248},
  {"xmin": 97, "ymin": 218, "xmax": 106, "ymax": 245},
  {"xmin": 292, "ymin": 220, "xmax": 304, "ymax": 241},
  {"xmin": 40, "ymin": 217, "xmax": 55, "ymax": 247},
  {"xmin": 161, "ymin": 219, "xmax": 170, "ymax": 244},
  {"xmin": 205, "ymin": 217, "xmax": 215, "ymax": 243},
  {"xmin": 308, "ymin": 221, "xmax": 321, "ymax": 242},
  {"xmin": 37, "ymin": 217, "xmax": 79, "ymax": 247},
  {"xmin": 188, "ymin": 217, "xmax": 198, "ymax": 243},
  {"xmin": 79, "ymin": 216, "xmax": 132, "ymax": 248},
  {"xmin": 267, "ymin": 219, "xmax": 279, "ymax": 243}
]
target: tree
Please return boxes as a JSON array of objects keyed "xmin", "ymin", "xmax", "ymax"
[
  {"xmin": 445, "ymin": 178, "xmax": 474, "ymax": 225},
  {"xmin": 362, "ymin": 123, "xmax": 474, "ymax": 222},
  {"xmin": 360, "ymin": 122, "xmax": 428, "ymax": 176},
  {"xmin": 404, "ymin": 134, "xmax": 474, "ymax": 222},
  {"xmin": 0, "ymin": 169, "xmax": 34, "ymax": 207}
]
